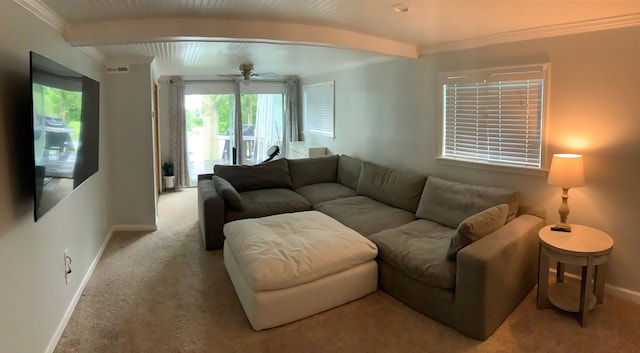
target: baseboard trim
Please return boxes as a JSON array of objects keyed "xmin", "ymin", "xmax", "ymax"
[
  {"xmin": 112, "ymin": 224, "xmax": 158, "ymax": 232},
  {"xmin": 603, "ymin": 283, "xmax": 640, "ymax": 305},
  {"xmin": 549, "ymin": 269, "xmax": 640, "ymax": 305},
  {"xmin": 44, "ymin": 227, "xmax": 115, "ymax": 353}
]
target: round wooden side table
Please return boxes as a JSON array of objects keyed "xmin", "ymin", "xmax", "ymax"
[{"xmin": 536, "ymin": 224, "xmax": 614, "ymax": 327}]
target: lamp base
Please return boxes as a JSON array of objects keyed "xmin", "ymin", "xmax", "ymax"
[{"xmin": 551, "ymin": 223, "xmax": 572, "ymax": 232}]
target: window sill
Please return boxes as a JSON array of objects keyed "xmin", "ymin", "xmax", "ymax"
[
  {"xmin": 435, "ymin": 156, "xmax": 548, "ymax": 177},
  {"xmin": 303, "ymin": 130, "xmax": 335, "ymax": 139}
]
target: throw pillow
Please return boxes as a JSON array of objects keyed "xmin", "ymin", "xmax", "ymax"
[
  {"xmin": 446, "ymin": 204, "xmax": 509, "ymax": 261},
  {"xmin": 212, "ymin": 176, "xmax": 244, "ymax": 211}
]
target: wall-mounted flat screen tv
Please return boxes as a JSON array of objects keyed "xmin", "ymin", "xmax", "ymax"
[{"xmin": 30, "ymin": 52, "xmax": 100, "ymax": 221}]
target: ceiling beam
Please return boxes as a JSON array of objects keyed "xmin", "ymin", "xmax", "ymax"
[{"xmin": 64, "ymin": 18, "xmax": 418, "ymax": 59}]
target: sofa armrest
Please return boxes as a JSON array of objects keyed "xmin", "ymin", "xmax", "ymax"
[
  {"xmin": 454, "ymin": 214, "xmax": 544, "ymax": 340},
  {"xmin": 197, "ymin": 178, "xmax": 226, "ymax": 250},
  {"xmin": 198, "ymin": 173, "xmax": 215, "ymax": 181}
]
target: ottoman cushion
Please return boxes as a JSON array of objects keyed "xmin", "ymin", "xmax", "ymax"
[{"xmin": 224, "ymin": 211, "xmax": 378, "ymax": 291}]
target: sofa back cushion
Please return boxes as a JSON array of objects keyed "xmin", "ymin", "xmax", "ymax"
[
  {"xmin": 446, "ymin": 204, "xmax": 509, "ymax": 260},
  {"xmin": 337, "ymin": 155, "xmax": 363, "ymax": 190},
  {"xmin": 416, "ymin": 176, "xmax": 519, "ymax": 228},
  {"xmin": 213, "ymin": 158, "xmax": 292, "ymax": 192},
  {"xmin": 356, "ymin": 162, "xmax": 427, "ymax": 213},
  {"xmin": 288, "ymin": 154, "xmax": 339, "ymax": 189}
]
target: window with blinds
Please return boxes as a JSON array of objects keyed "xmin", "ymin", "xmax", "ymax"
[
  {"xmin": 439, "ymin": 65, "xmax": 548, "ymax": 169},
  {"xmin": 303, "ymin": 81, "xmax": 334, "ymax": 137}
]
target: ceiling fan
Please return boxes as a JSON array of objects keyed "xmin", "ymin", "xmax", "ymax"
[{"xmin": 218, "ymin": 63, "xmax": 275, "ymax": 86}]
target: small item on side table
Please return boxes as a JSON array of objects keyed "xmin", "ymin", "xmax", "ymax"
[{"xmin": 537, "ymin": 224, "xmax": 614, "ymax": 327}]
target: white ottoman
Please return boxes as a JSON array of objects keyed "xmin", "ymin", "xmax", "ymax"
[{"xmin": 223, "ymin": 211, "xmax": 378, "ymax": 330}]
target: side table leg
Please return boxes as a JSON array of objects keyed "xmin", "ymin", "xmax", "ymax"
[
  {"xmin": 594, "ymin": 263, "xmax": 607, "ymax": 304},
  {"xmin": 537, "ymin": 245, "xmax": 551, "ymax": 309},
  {"xmin": 578, "ymin": 260, "xmax": 595, "ymax": 327},
  {"xmin": 556, "ymin": 262, "xmax": 565, "ymax": 282}
]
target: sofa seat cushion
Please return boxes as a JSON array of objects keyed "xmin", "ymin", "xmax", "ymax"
[
  {"xmin": 295, "ymin": 183, "xmax": 357, "ymax": 206},
  {"xmin": 314, "ymin": 196, "xmax": 415, "ymax": 237},
  {"xmin": 226, "ymin": 188, "xmax": 311, "ymax": 222},
  {"xmin": 369, "ymin": 219, "xmax": 457, "ymax": 289},
  {"xmin": 416, "ymin": 176, "xmax": 519, "ymax": 228}
]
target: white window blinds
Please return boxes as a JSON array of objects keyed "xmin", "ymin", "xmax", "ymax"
[
  {"xmin": 440, "ymin": 65, "xmax": 548, "ymax": 169},
  {"xmin": 303, "ymin": 81, "xmax": 334, "ymax": 137}
]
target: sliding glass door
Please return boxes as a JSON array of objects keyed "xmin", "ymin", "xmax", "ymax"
[
  {"xmin": 184, "ymin": 82, "xmax": 286, "ymax": 186},
  {"xmin": 184, "ymin": 94, "xmax": 234, "ymax": 181},
  {"xmin": 241, "ymin": 93, "xmax": 284, "ymax": 164}
]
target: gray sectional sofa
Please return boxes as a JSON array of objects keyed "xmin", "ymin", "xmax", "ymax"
[{"xmin": 197, "ymin": 154, "xmax": 544, "ymax": 340}]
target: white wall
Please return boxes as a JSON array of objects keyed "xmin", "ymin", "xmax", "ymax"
[
  {"xmin": 302, "ymin": 57, "xmax": 421, "ymax": 171},
  {"xmin": 105, "ymin": 63, "xmax": 157, "ymax": 227},
  {"xmin": 302, "ymin": 26, "xmax": 640, "ymax": 297},
  {"xmin": 0, "ymin": 3, "xmax": 112, "ymax": 353}
]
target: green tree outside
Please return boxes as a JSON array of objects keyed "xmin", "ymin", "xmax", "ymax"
[
  {"xmin": 184, "ymin": 93, "xmax": 260, "ymax": 162},
  {"xmin": 33, "ymin": 84, "xmax": 82, "ymax": 142},
  {"xmin": 185, "ymin": 94, "xmax": 258, "ymax": 136}
]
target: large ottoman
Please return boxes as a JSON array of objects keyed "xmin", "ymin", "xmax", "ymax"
[{"xmin": 223, "ymin": 210, "xmax": 378, "ymax": 330}]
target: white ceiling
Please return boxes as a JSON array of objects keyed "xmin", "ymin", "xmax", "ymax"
[{"xmin": 22, "ymin": 0, "xmax": 640, "ymax": 79}]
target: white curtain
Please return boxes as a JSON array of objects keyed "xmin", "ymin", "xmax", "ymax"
[
  {"xmin": 285, "ymin": 78, "xmax": 299, "ymax": 157},
  {"xmin": 254, "ymin": 94, "xmax": 284, "ymax": 162},
  {"xmin": 168, "ymin": 78, "xmax": 189, "ymax": 187},
  {"xmin": 233, "ymin": 79, "xmax": 243, "ymax": 165}
]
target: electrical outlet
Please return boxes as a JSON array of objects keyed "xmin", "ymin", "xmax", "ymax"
[{"xmin": 64, "ymin": 249, "xmax": 71, "ymax": 285}]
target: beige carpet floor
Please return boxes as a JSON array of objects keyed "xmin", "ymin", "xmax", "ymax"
[{"xmin": 54, "ymin": 188, "xmax": 640, "ymax": 353}]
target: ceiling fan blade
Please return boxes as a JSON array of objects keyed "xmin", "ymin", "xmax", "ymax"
[
  {"xmin": 217, "ymin": 64, "xmax": 275, "ymax": 80},
  {"xmin": 251, "ymin": 72, "xmax": 277, "ymax": 79}
]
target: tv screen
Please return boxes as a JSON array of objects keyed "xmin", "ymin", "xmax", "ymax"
[{"xmin": 30, "ymin": 52, "xmax": 100, "ymax": 221}]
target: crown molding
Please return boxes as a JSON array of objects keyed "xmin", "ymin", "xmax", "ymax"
[
  {"xmin": 419, "ymin": 13, "xmax": 640, "ymax": 56},
  {"xmin": 14, "ymin": 0, "xmax": 68, "ymax": 33},
  {"xmin": 78, "ymin": 47, "xmax": 106, "ymax": 63},
  {"xmin": 16, "ymin": 0, "xmax": 106, "ymax": 63}
]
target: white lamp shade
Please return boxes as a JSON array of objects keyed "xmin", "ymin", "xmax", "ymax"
[{"xmin": 547, "ymin": 154, "xmax": 585, "ymax": 188}]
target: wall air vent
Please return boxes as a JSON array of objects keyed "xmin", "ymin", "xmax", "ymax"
[{"xmin": 106, "ymin": 66, "xmax": 130, "ymax": 74}]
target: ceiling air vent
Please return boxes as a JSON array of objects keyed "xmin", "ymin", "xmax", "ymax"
[{"xmin": 106, "ymin": 65, "xmax": 130, "ymax": 74}]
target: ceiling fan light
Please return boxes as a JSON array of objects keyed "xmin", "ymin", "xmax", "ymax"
[{"xmin": 241, "ymin": 78, "xmax": 251, "ymax": 86}]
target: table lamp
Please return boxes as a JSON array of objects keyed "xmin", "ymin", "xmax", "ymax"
[{"xmin": 547, "ymin": 154, "xmax": 585, "ymax": 232}]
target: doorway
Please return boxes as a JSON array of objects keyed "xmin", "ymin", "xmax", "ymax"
[{"xmin": 183, "ymin": 82, "xmax": 286, "ymax": 186}]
